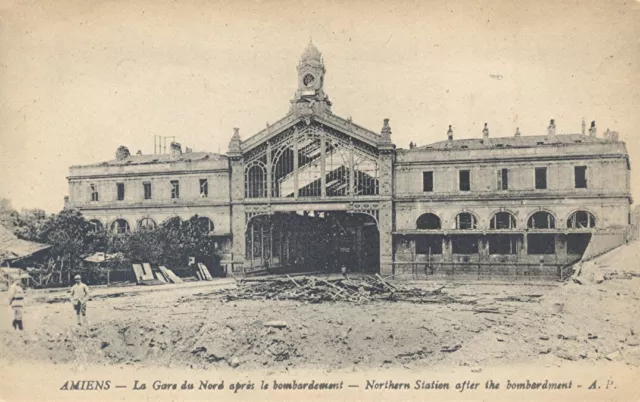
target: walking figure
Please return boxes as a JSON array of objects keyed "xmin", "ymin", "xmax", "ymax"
[
  {"xmin": 69, "ymin": 274, "xmax": 90, "ymax": 326},
  {"xmin": 8, "ymin": 280, "xmax": 25, "ymax": 331}
]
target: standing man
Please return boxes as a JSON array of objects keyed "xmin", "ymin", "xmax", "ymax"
[
  {"xmin": 341, "ymin": 264, "xmax": 348, "ymax": 279},
  {"xmin": 7, "ymin": 280, "xmax": 25, "ymax": 331},
  {"xmin": 69, "ymin": 274, "xmax": 90, "ymax": 326}
]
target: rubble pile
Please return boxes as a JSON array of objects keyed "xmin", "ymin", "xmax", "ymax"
[{"xmin": 221, "ymin": 274, "xmax": 466, "ymax": 305}]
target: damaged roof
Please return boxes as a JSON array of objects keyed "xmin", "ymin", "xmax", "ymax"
[
  {"xmin": 71, "ymin": 152, "xmax": 226, "ymax": 168},
  {"xmin": 414, "ymin": 134, "xmax": 612, "ymax": 151},
  {"xmin": 0, "ymin": 226, "xmax": 51, "ymax": 263}
]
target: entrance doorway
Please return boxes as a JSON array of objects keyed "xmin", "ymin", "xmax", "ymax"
[{"xmin": 245, "ymin": 211, "xmax": 379, "ymax": 274}]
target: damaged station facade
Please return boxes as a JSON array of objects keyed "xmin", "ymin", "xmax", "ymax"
[{"xmin": 66, "ymin": 43, "xmax": 633, "ymax": 279}]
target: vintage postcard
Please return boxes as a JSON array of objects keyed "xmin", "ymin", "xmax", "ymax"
[{"xmin": 1, "ymin": 0, "xmax": 639, "ymax": 401}]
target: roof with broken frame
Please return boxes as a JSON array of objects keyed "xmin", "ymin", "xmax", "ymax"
[
  {"xmin": 413, "ymin": 133, "xmax": 614, "ymax": 151},
  {"xmin": 0, "ymin": 225, "xmax": 51, "ymax": 263},
  {"xmin": 71, "ymin": 151, "xmax": 227, "ymax": 168}
]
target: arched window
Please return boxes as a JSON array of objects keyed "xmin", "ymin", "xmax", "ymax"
[
  {"xmin": 567, "ymin": 211, "xmax": 596, "ymax": 228},
  {"xmin": 198, "ymin": 217, "xmax": 215, "ymax": 233},
  {"xmin": 137, "ymin": 218, "xmax": 157, "ymax": 231},
  {"xmin": 455, "ymin": 213, "xmax": 477, "ymax": 230},
  {"xmin": 163, "ymin": 217, "xmax": 182, "ymax": 229},
  {"xmin": 528, "ymin": 211, "xmax": 556, "ymax": 229},
  {"xmin": 245, "ymin": 163, "xmax": 267, "ymax": 198},
  {"xmin": 88, "ymin": 219, "xmax": 103, "ymax": 234},
  {"xmin": 416, "ymin": 213, "xmax": 441, "ymax": 230},
  {"xmin": 490, "ymin": 212, "xmax": 517, "ymax": 229},
  {"xmin": 244, "ymin": 125, "xmax": 379, "ymax": 199},
  {"xmin": 110, "ymin": 219, "xmax": 130, "ymax": 234}
]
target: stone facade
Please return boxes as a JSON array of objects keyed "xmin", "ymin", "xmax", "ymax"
[{"xmin": 66, "ymin": 44, "xmax": 633, "ymax": 279}]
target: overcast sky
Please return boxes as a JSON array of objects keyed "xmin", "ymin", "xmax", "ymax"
[{"xmin": 1, "ymin": 0, "xmax": 639, "ymax": 213}]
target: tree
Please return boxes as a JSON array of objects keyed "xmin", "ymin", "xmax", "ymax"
[
  {"xmin": 118, "ymin": 214, "xmax": 218, "ymax": 269},
  {"xmin": 37, "ymin": 209, "xmax": 97, "ymax": 272},
  {"xmin": 0, "ymin": 198, "xmax": 20, "ymax": 229},
  {"xmin": 120, "ymin": 228, "xmax": 165, "ymax": 265},
  {"xmin": 14, "ymin": 208, "xmax": 48, "ymax": 241}
]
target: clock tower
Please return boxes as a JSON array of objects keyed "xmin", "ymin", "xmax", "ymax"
[{"xmin": 291, "ymin": 41, "xmax": 332, "ymax": 113}]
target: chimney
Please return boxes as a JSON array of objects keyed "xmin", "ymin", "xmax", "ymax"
[
  {"xmin": 482, "ymin": 123, "xmax": 489, "ymax": 139},
  {"xmin": 170, "ymin": 142, "xmax": 182, "ymax": 156},
  {"xmin": 547, "ymin": 119, "xmax": 556, "ymax": 136},
  {"xmin": 447, "ymin": 125, "xmax": 454, "ymax": 143},
  {"xmin": 603, "ymin": 128, "xmax": 619, "ymax": 142},
  {"xmin": 380, "ymin": 118, "xmax": 392, "ymax": 142},
  {"xmin": 515, "ymin": 127, "xmax": 521, "ymax": 137},
  {"xmin": 581, "ymin": 119, "xmax": 586, "ymax": 135},
  {"xmin": 610, "ymin": 130, "xmax": 619, "ymax": 141},
  {"xmin": 115, "ymin": 146, "xmax": 131, "ymax": 161},
  {"xmin": 589, "ymin": 121, "xmax": 597, "ymax": 137}
]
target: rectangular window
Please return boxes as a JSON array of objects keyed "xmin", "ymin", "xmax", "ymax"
[
  {"xmin": 422, "ymin": 171, "xmax": 433, "ymax": 192},
  {"xmin": 171, "ymin": 180, "xmax": 180, "ymax": 199},
  {"xmin": 143, "ymin": 182, "xmax": 152, "ymax": 200},
  {"xmin": 459, "ymin": 170, "xmax": 470, "ymax": 191},
  {"xmin": 488, "ymin": 234, "xmax": 517, "ymax": 255},
  {"xmin": 451, "ymin": 235, "xmax": 478, "ymax": 254},
  {"xmin": 535, "ymin": 167, "xmax": 547, "ymax": 190},
  {"xmin": 567, "ymin": 234, "xmax": 591, "ymax": 255},
  {"xmin": 116, "ymin": 183, "xmax": 125, "ymax": 201},
  {"xmin": 200, "ymin": 179, "xmax": 209, "ymax": 198},
  {"xmin": 415, "ymin": 235, "xmax": 443, "ymax": 255},
  {"xmin": 527, "ymin": 234, "xmax": 556, "ymax": 255},
  {"xmin": 574, "ymin": 166, "xmax": 587, "ymax": 188},
  {"xmin": 90, "ymin": 184, "xmax": 99, "ymax": 202},
  {"xmin": 497, "ymin": 168, "xmax": 508, "ymax": 190}
]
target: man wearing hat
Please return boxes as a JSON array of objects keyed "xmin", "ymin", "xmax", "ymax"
[
  {"xmin": 7, "ymin": 280, "xmax": 25, "ymax": 331},
  {"xmin": 69, "ymin": 274, "xmax": 90, "ymax": 326}
]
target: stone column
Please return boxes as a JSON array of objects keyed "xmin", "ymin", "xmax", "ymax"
[
  {"xmin": 556, "ymin": 234, "xmax": 568, "ymax": 264},
  {"xmin": 229, "ymin": 156, "xmax": 246, "ymax": 274},
  {"xmin": 442, "ymin": 236, "xmax": 452, "ymax": 261},
  {"xmin": 480, "ymin": 235, "xmax": 489, "ymax": 261},
  {"xmin": 378, "ymin": 145, "xmax": 395, "ymax": 275},
  {"xmin": 379, "ymin": 201, "xmax": 393, "ymax": 275}
]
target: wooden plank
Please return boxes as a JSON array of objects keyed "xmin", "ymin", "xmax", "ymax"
[
  {"xmin": 141, "ymin": 263, "xmax": 155, "ymax": 280},
  {"xmin": 196, "ymin": 265, "xmax": 206, "ymax": 280},
  {"xmin": 154, "ymin": 271, "xmax": 167, "ymax": 283},
  {"xmin": 159, "ymin": 266, "xmax": 183, "ymax": 284},
  {"xmin": 157, "ymin": 266, "xmax": 174, "ymax": 283},
  {"xmin": 131, "ymin": 264, "xmax": 147, "ymax": 283},
  {"xmin": 198, "ymin": 263, "xmax": 213, "ymax": 280}
]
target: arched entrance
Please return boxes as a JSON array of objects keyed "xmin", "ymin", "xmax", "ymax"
[{"xmin": 244, "ymin": 211, "xmax": 379, "ymax": 274}]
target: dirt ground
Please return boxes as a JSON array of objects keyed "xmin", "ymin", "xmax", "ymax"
[{"xmin": 1, "ymin": 243, "xmax": 640, "ymax": 372}]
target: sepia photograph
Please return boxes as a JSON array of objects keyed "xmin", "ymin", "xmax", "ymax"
[{"xmin": 1, "ymin": 0, "xmax": 639, "ymax": 400}]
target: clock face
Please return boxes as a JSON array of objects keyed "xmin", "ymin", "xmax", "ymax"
[{"xmin": 303, "ymin": 74, "xmax": 315, "ymax": 87}]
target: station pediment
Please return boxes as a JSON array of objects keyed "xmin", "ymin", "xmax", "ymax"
[{"xmin": 238, "ymin": 109, "xmax": 392, "ymax": 156}]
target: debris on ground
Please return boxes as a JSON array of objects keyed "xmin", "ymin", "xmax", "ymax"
[
  {"xmin": 215, "ymin": 274, "xmax": 468, "ymax": 305},
  {"xmin": 3, "ymin": 240, "xmax": 640, "ymax": 371},
  {"xmin": 264, "ymin": 321, "xmax": 288, "ymax": 328}
]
